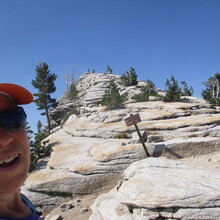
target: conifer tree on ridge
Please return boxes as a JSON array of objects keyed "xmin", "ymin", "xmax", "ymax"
[{"xmin": 31, "ymin": 61, "xmax": 57, "ymax": 134}]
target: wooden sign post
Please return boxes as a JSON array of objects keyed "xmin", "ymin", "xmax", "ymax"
[{"xmin": 124, "ymin": 114, "xmax": 150, "ymax": 157}]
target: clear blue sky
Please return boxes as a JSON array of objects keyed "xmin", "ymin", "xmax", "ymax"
[{"xmin": 1, "ymin": 0, "xmax": 220, "ymax": 131}]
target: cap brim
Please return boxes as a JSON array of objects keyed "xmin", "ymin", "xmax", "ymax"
[{"xmin": 0, "ymin": 83, "xmax": 33, "ymax": 105}]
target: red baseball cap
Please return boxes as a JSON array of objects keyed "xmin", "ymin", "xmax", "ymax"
[{"xmin": 0, "ymin": 83, "xmax": 33, "ymax": 105}]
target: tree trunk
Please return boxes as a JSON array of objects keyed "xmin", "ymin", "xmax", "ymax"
[{"xmin": 45, "ymin": 108, "xmax": 51, "ymax": 135}]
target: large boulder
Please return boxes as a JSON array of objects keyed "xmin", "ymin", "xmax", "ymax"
[{"xmin": 90, "ymin": 157, "xmax": 220, "ymax": 220}]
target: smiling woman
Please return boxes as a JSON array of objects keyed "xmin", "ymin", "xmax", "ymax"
[{"xmin": 0, "ymin": 84, "xmax": 43, "ymax": 220}]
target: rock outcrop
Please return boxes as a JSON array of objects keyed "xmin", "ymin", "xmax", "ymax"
[
  {"xmin": 23, "ymin": 101, "xmax": 220, "ymax": 214},
  {"xmin": 90, "ymin": 157, "xmax": 220, "ymax": 220},
  {"xmin": 49, "ymin": 73, "xmax": 148, "ymax": 127},
  {"xmin": 21, "ymin": 73, "xmax": 220, "ymax": 219}
]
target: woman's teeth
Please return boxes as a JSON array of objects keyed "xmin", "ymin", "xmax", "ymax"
[{"xmin": 0, "ymin": 155, "xmax": 19, "ymax": 165}]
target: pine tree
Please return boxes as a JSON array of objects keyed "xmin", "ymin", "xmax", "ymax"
[
  {"xmin": 132, "ymin": 79, "xmax": 158, "ymax": 102},
  {"xmin": 29, "ymin": 120, "xmax": 52, "ymax": 171},
  {"xmin": 26, "ymin": 121, "xmax": 51, "ymax": 172},
  {"xmin": 141, "ymin": 79, "xmax": 157, "ymax": 96},
  {"xmin": 181, "ymin": 81, "xmax": 193, "ymax": 96},
  {"xmin": 31, "ymin": 62, "xmax": 57, "ymax": 134},
  {"xmin": 101, "ymin": 80, "xmax": 127, "ymax": 110},
  {"xmin": 106, "ymin": 65, "xmax": 113, "ymax": 74},
  {"xmin": 33, "ymin": 120, "xmax": 51, "ymax": 158},
  {"xmin": 202, "ymin": 73, "xmax": 220, "ymax": 105},
  {"xmin": 26, "ymin": 122, "xmax": 36, "ymax": 172},
  {"xmin": 26, "ymin": 122, "xmax": 34, "ymax": 148},
  {"xmin": 65, "ymin": 70, "xmax": 79, "ymax": 101},
  {"xmin": 68, "ymin": 83, "xmax": 78, "ymax": 101},
  {"xmin": 163, "ymin": 75, "xmax": 181, "ymax": 102},
  {"xmin": 121, "ymin": 67, "xmax": 138, "ymax": 86}
]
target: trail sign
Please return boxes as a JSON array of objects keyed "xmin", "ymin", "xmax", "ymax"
[
  {"xmin": 124, "ymin": 113, "xmax": 141, "ymax": 126},
  {"xmin": 124, "ymin": 113, "xmax": 150, "ymax": 157}
]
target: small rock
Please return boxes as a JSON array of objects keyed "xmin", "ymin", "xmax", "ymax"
[
  {"xmin": 80, "ymin": 208, "xmax": 90, "ymax": 213},
  {"xmin": 59, "ymin": 203, "xmax": 74, "ymax": 212}
]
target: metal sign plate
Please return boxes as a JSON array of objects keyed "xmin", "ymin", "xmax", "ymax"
[{"xmin": 124, "ymin": 113, "xmax": 141, "ymax": 126}]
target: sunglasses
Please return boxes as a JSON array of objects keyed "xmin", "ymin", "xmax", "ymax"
[{"xmin": 0, "ymin": 107, "xmax": 27, "ymax": 131}]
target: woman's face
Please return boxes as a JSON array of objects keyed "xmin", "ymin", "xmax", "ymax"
[{"xmin": 0, "ymin": 94, "xmax": 30, "ymax": 193}]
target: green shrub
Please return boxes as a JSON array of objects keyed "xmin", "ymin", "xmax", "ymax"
[
  {"xmin": 132, "ymin": 93, "xmax": 149, "ymax": 102},
  {"xmin": 132, "ymin": 79, "xmax": 158, "ymax": 102},
  {"xmin": 115, "ymin": 132, "xmax": 128, "ymax": 139},
  {"xmin": 101, "ymin": 80, "xmax": 127, "ymax": 110}
]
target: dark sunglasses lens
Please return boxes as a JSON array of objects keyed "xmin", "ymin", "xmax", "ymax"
[{"xmin": 0, "ymin": 107, "xmax": 27, "ymax": 131}]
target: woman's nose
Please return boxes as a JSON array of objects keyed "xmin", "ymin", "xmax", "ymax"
[{"xmin": 0, "ymin": 128, "xmax": 13, "ymax": 147}]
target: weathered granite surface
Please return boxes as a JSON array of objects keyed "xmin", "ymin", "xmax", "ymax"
[
  {"xmin": 50, "ymin": 73, "xmax": 151, "ymax": 127},
  {"xmin": 23, "ymin": 99, "xmax": 220, "ymax": 215},
  {"xmin": 90, "ymin": 157, "xmax": 220, "ymax": 220},
  {"xmin": 21, "ymin": 73, "xmax": 220, "ymax": 218}
]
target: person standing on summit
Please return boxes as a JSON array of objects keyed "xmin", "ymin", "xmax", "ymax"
[{"xmin": 0, "ymin": 83, "xmax": 43, "ymax": 220}]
